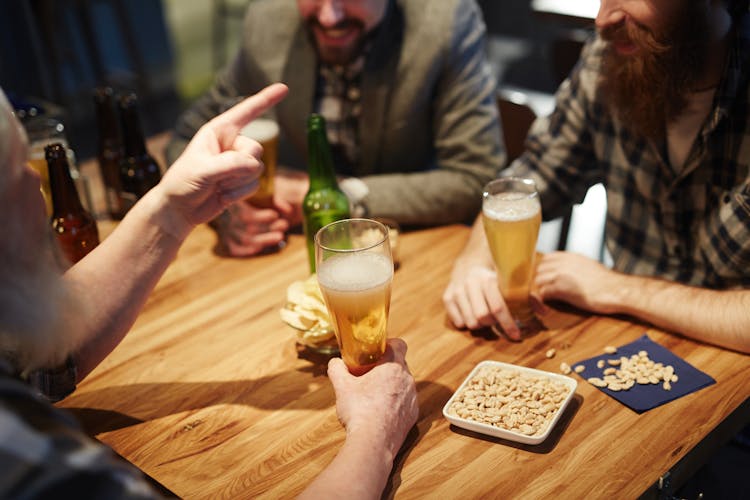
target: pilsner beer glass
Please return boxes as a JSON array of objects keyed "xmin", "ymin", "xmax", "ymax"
[
  {"xmin": 315, "ymin": 219, "xmax": 394, "ymax": 375},
  {"xmin": 241, "ymin": 117, "xmax": 285, "ymax": 253},
  {"xmin": 482, "ymin": 177, "xmax": 541, "ymax": 329},
  {"xmin": 241, "ymin": 117, "xmax": 279, "ymax": 209}
]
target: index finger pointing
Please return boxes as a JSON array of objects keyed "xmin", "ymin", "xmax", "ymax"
[{"xmin": 210, "ymin": 83, "xmax": 289, "ymax": 134}]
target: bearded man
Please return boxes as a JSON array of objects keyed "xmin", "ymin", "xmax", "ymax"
[
  {"xmin": 443, "ymin": 0, "xmax": 750, "ymax": 354},
  {"xmin": 165, "ymin": 0, "xmax": 503, "ymax": 256}
]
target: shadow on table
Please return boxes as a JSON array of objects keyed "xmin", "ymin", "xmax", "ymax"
[
  {"xmin": 383, "ymin": 379, "xmax": 455, "ymax": 499},
  {"xmin": 65, "ymin": 407, "xmax": 145, "ymax": 435},
  {"xmin": 61, "ymin": 366, "xmax": 340, "ymax": 435},
  {"xmin": 446, "ymin": 393, "xmax": 583, "ymax": 454}
]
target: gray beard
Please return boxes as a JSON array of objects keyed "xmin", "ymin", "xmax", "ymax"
[{"xmin": 0, "ymin": 229, "xmax": 87, "ymax": 373}]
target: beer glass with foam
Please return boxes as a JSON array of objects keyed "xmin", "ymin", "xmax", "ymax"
[
  {"xmin": 482, "ymin": 177, "xmax": 541, "ymax": 330},
  {"xmin": 315, "ymin": 219, "xmax": 393, "ymax": 375},
  {"xmin": 240, "ymin": 117, "xmax": 279, "ymax": 209}
]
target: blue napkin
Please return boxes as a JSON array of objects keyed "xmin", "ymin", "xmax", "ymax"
[{"xmin": 573, "ymin": 334, "xmax": 715, "ymax": 413}]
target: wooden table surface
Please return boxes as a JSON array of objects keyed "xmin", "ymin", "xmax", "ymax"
[{"xmin": 65, "ymin": 149, "xmax": 749, "ymax": 499}]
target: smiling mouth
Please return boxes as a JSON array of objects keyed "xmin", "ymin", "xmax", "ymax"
[
  {"xmin": 313, "ymin": 24, "xmax": 361, "ymax": 48},
  {"xmin": 612, "ymin": 40, "xmax": 639, "ymax": 56}
]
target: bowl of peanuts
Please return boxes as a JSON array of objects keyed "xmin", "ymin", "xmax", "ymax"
[{"xmin": 443, "ymin": 360, "xmax": 577, "ymax": 445}]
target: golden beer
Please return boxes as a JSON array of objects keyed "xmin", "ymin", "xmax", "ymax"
[
  {"xmin": 482, "ymin": 179, "xmax": 541, "ymax": 324},
  {"xmin": 27, "ymin": 156, "xmax": 53, "ymax": 216},
  {"xmin": 317, "ymin": 252, "xmax": 393, "ymax": 374},
  {"xmin": 241, "ymin": 118, "xmax": 279, "ymax": 209}
]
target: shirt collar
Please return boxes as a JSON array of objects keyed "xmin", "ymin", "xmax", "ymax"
[{"xmin": 0, "ymin": 357, "xmax": 14, "ymax": 377}]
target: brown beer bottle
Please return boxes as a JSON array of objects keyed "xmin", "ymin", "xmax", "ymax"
[
  {"xmin": 46, "ymin": 143, "xmax": 100, "ymax": 264},
  {"xmin": 93, "ymin": 86, "xmax": 125, "ymax": 219},
  {"xmin": 118, "ymin": 92, "xmax": 162, "ymax": 213}
]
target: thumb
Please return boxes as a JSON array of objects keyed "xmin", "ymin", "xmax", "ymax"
[{"xmin": 327, "ymin": 357, "xmax": 351, "ymax": 393}]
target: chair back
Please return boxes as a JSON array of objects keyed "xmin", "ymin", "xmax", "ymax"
[
  {"xmin": 551, "ymin": 35, "xmax": 586, "ymax": 85},
  {"xmin": 496, "ymin": 92, "xmax": 537, "ymax": 164}
]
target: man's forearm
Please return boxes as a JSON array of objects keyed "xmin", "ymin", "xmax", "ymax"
[
  {"xmin": 605, "ymin": 274, "xmax": 750, "ymax": 354},
  {"xmin": 298, "ymin": 431, "xmax": 394, "ymax": 500},
  {"xmin": 455, "ymin": 214, "xmax": 494, "ymax": 270},
  {"xmin": 64, "ymin": 190, "xmax": 186, "ymax": 380},
  {"xmin": 362, "ymin": 168, "xmax": 491, "ymax": 226}
]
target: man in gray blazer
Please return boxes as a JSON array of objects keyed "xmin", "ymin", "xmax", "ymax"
[{"xmin": 165, "ymin": 0, "xmax": 504, "ymax": 257}]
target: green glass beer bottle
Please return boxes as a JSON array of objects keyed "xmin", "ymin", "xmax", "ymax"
[{"xmin": 302, "ymin": 114, "xmax": 350, "ymax": 273}]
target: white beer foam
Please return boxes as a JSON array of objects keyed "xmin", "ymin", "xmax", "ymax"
[
  {"xmin": 241, "ymin": 118, "xmax": 279, "ymax": 142},
  {"xmin": 318, "ymin": 252, "xmax": 393, "ymax": 292},
  {"xmin": 483, "ymin": 192, "xmax": 540, "ymax": 221}
]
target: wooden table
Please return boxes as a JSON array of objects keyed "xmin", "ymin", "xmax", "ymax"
[{"xmin": 56, "ymin": 201, "xmax": 750, "ymax": 498}]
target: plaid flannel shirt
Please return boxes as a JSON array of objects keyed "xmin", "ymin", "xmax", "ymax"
[
  {"xmin": 0, "ymin": 360, "xmax": 159, "ymax": 498},
  {"xmin": 24, "ymin": 355, "xmax": 78, "ymax": 403},
  {"xmin": 509, "ymin": 17, "xmax": 750, "ymax": 289}
]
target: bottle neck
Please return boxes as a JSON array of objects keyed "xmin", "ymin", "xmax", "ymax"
[
  {"xmin": 119, "ymin": 103, "xmax": 148, "ymax": 157},
  {"xmin": 94, "ymin": 89, "xmax": 121, "ymax": 153},
  {"xmin": 307, "ymin": 129, "xmax": 340, "ymax": 191},
  {"xmin": 47, "ymin": 145, "xmax": 85, "ymax": 216}
]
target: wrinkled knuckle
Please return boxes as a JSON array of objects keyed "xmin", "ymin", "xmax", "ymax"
[
  {"xmin": 477, "ymin": 315, "xmax": 492, "ymax": 327},
  {"xmin": 488, "ymin": 303, "xmax": 504, "ymax": 316}
]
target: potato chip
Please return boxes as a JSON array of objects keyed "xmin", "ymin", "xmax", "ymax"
[{"xmin": 280, "ymin": 274, "xmax": 335, "ymax": 346}]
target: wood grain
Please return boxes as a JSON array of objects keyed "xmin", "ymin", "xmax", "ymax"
[{"xmin": 62, "ymin": 158, "xmax": 750, "ymax": 498}]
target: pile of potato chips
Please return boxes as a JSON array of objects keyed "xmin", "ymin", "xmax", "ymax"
[{"xmin": 279, "ymin": 274, "xmax": 335, "ymax": 347}]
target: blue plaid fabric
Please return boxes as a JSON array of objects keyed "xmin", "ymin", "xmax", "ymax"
[
  {"xmin": 0, "ymin": 360, "xmax": 158, "ymax": 498},
  {"xmin": 24, "ymin": 355, "xmax": 77, "ymax": 402},
  {"xmin": 509, "ymin": 17, "xmax": 750, "ymax": 289}
]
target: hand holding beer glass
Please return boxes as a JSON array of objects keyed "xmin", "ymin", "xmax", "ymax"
[
  {"xmin": 315, "ymin": 219, "xmax": 394, "ymax": 375},
  {"xmin": 482, "ymin": 177, "xmax": 541, "ymax": 333}
]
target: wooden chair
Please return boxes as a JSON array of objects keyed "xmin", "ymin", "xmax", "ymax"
[
  {"xmin": 497, "ymin": 90, "xmax": 538, "ymax": 164},
  {"xmin": 550, "ymin": 32, "xmax": 587, "ymax": 85},
  {"xmin": 496, "ymin": 87, "xmax": 564, "ymax": 252},
  {"xmin": 495, "ymin": 86, "xmax": 608, "ymax": 262}
]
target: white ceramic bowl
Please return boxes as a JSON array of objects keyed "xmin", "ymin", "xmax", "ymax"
[{"xmin": 442, "ymin": 360, "xmax": 577, "ymax": 445}]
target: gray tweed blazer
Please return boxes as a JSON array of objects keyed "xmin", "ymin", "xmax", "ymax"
[{"xmin": 165, "ymin": 0, "xmax": 505, "ymax": 225}]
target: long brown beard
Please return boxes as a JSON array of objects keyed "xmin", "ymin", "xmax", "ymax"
[{"xmin": 599, "ymin": 8, "xmax": 711, "ymax": 139}]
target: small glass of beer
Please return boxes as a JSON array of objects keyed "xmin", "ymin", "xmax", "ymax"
[
  {"xmin": 240, "ymin": 117, "xmax": 279, "ymax": 209},
  {"xmin": 315, "ymin": 218, "xmax": 394, "ymax": 375},
  {"xmin": 24, "ymin": 117, "xmax": 74, "ymax": 216},
  {"xmin": 240, "ymin": 117, "xmax": 286, "ymax": 253},
  {"xmin": 482, "ymin": 177, "xmax": 542, "ymax": 331}
]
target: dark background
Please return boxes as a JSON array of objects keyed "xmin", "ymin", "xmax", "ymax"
[{"xmin": 0, "ymin": 0, "xmax": 589, "ymax": 160}]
